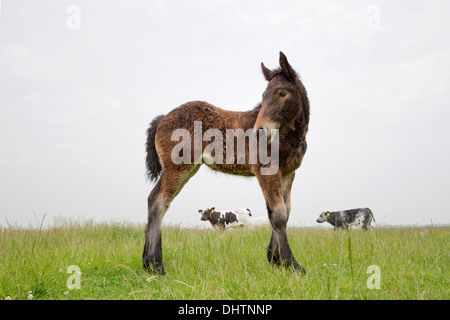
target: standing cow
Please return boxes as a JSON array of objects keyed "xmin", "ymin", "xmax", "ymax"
[
  {"xmin": 316, "ymin": 208, "xmax": 376, "ymax": 230},
  {"xmin": 199, "ymin": 207, "xmax": 269, "ymax": 230}
]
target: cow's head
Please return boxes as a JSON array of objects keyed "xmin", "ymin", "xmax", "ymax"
[
  {"xmin": 198, "ymin": 207, "xmax": 215, "ymax": 221},
  {"xmin": 316, "ymin": 211, "xmax": 330, "ymax": 223}
]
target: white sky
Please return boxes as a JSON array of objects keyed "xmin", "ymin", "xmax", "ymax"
[{"xmin": 0, "ymin": 0, "xmax": 449, "ymax": 228}]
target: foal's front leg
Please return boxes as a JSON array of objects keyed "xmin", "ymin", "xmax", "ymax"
[{"xmin": 256, "ymin": 172, "xmax": 305, "ymax": 273}]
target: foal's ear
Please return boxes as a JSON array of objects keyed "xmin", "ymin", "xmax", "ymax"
[
  {"xmin": 261, "ymin": 62, "xmax": 275, "ymax": 81},
  {"xmin": 279, "ymin": 51, "xmax": 297, "ymax": 80}
]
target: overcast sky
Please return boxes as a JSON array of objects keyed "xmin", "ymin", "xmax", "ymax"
[{"xmin": 0, "ymin": 0, "xmax": 449, "ymax": 228}]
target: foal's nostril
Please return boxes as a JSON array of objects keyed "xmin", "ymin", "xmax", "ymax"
[
  {"xmin": 256, "ymin": 127, "xmax": 271, "ymax": 144},
  {"xmin": 254, "ymin": 127, "xmax": 261, "ymax": 141}
]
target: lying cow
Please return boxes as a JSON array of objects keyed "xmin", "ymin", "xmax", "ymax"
[
  {"xmin": 198, "ymin": 207, "xmax": 269, "ymax": 230},
  {"xmin": 316, "ymin": 208, "xmax": 376, "ymax": 230}
]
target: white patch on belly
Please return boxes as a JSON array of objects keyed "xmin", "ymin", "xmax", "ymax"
[
  {"xmin": 348, "ymin": 213, "xmax": 365, "ymax": 227},
  {"xmin": 225, "ymin": 221, "xmax": 244, "ymax": 229}
]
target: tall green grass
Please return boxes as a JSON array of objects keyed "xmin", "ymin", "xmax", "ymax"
[{"xmin": 0, "ymin": 220, "xmax": 448, "ymax": 300}]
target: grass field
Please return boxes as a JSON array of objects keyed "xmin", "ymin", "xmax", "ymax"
[{"xmin": 0, "ymin": 220, "xmax": 448, "ymax": 300}]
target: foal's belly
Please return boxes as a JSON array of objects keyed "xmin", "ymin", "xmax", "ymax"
[{"xmin": 203, "ymin": 161, "xmax": 255, "ymax": 177}]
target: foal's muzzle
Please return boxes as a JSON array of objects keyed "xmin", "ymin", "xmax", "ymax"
[
  {"xmin": 254, "ymin": 127, "xmax": 268, "ymax": 143},
  {"xmin": 254, "ymin": 126, "xmax": 279, "ymax": 144}
]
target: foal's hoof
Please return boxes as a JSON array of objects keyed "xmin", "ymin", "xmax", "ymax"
[
  {"xmin": 268, "ymin": 256, "xmax": 306, "ymax": 274},
  {"xmin": 291, "ymin": 261, "xmax": 307, "ymax": 275},
  {"xmin": 282, "ymin": 261, "xmax": 306, "ymax": 275},
  {"xmin": 143, "ymin": 257, "xmax": 166, "ymax": 275}
]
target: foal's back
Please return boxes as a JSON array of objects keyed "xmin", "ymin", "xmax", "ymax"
[
  {"xmin": 157, "ymin": 101, "xmax": 258, "ymax": 132},
  {"xmin": 154, "ymin": 100, "xmax": 260, "ymax": 176}
]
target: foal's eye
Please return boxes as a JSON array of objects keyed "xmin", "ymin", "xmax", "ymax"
[{"xmin": 278, "ymin": 91, "xmax": 287, "ymax": 98}]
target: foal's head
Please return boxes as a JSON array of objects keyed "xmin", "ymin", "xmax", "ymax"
[{"xmin": 254, "ymin": 52, "xmax": 309, "ymax": 143}]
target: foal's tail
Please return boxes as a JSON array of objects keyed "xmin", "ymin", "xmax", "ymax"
[{"xmin": 145, "ymin": 114, "xmax": 164, "ymax": 182}]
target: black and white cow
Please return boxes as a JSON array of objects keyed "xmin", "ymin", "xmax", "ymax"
[
  {"xmin": 316, "ymin": 208, "xmax": 375, "ymax": 230},
  {"xmin": 198, "ymin": 207, "xmax": 269, "ymax": 230}
]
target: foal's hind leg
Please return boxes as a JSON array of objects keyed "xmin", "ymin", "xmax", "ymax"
[
  {"xmin": 256, "ymin": 171, "xmax": 305, "ymax": 273},
  {"xmin": 143, "ymin": 178, "xmax": 166, "ymax": 274},
  {"xmin": 143, "ymin": 165, "xmax": 199, "ymax": 275}
]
